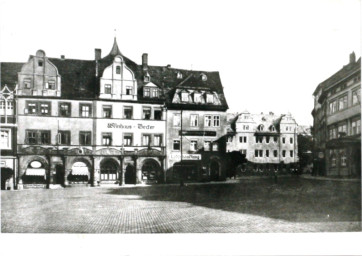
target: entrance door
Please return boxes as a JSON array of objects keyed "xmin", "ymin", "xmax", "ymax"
[
  {"xmin": 1, "ymin": 167, "xmax": 13, "ymax": 190},
  {"xmin": 55, "ymin": 165, "xmax": 64, "ymax": 186},
  {"xmin": 142, "ymin": 159, "xmax": 161, "ymax": 182},
  {"xmin": 125, "ymin": 164, "xmax": 135, "ymax": 184},
  {"xmin": 210, "ymin": 160, "xmax": 220, "ymax": 181}
]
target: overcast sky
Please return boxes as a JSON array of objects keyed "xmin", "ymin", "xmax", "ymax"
[{"xmin": 0, "ymin": 0, "xmax": 360, "ymax": 126}]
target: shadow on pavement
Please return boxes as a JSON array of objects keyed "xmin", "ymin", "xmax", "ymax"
[{"xmin": 105, "ymin": 176, "xmax": 361, "ymax": 223}]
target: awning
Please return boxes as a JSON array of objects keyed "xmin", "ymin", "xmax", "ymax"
[
  {"xmin": 26, "ymin": 168, "xmax": 46, "ymax": 176},
  {"xmin": 72, "ymin": 167, "xmax": 89, "ymax": 176}
]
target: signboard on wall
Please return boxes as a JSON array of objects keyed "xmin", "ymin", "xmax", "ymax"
[
  {"xmin": 170, "ymin": 153, "xmax": 202, "ymax": 161},
  {"xmin": 107, "ymin": 123, "xmax": 155, "ymax": 130}
]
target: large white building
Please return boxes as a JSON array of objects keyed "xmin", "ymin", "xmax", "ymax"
[{"xmin": 227, "ymin": 111, "xmax": 299, "ymax": 173}]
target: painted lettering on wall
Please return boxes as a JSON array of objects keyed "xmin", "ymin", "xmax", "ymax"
[{"xmin": 107, "ymin": 123, "xmax": 155, "ymax": 130}]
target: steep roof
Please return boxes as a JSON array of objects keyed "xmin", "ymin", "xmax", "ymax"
[
  {"xmin": 1, "ymin": 40, "xmax": 229, "ymax": 110},
  {"xmin": 0, "ymin": 62, "xmax": 24, "ymax": 90}
]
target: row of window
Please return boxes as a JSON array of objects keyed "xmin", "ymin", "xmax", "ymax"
[
  {"xmin": 24, "ymin": 130, "xmax": 163, "ymax": 147},
  {"xmin": 232, "ymin": 136, "xmax": 293, "ymax": 144},
  {"xmin": 104, "ymin": 84, "xmax": 134, "ymax": 96},
  {"xmin": 179, "ymin": 91, "xmax": 215, "ymax": 104},
  {"xmin": 328, "ymin": 118, "xmax": 361, "ymax": 140},
  {"xmin": 330, "ymin": 150, "xmax": 347, "ymax": 167},
  {"xmin": 173, "ymin": 114, "xmax": 220, "ymax": 127},
  {"xmin": 254, "ymin": 149, "xmax": 294, "ymax": 158},
  {"xmin": 172, "ymin": 140, "xmax": 218, "ymax": 152},
  {"xmin": 329, "ymin": 89, "xmax": 360, "ymax": 115},
  {"xmin": 25, "ymin": 101, "xmax": 163, "ymax": 120},
  {"xmin": 23, "ymin": 78, "xmax": 56, "ymax": 89}
]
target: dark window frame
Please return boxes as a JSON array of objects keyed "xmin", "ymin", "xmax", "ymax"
[
  {"xmin": 58, "ymin": 102, "xmax": 71, "ymax": 117},
  {"xmin": 79, "ymin": 131, "xmax": 92, "ymax": 146}
]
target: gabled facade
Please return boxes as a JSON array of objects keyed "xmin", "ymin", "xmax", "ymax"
[
  {"xmin": 312, "ymin": 52, "xmax": 361, "ymax": 177},
  {"xmin": 1, "ymin": 38, "xmax": 229, "ymax": 189},
  {"xmin": 227, "ymin": 111, "xmax": 299, "ymax": 174}
]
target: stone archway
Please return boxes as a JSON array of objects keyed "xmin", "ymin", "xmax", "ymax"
[
  {"xmin": 100, "ymin": 158, "xmax": 119, "ymax": 181},
  {"xmin": 141, "ymin": 158, "xmax": 162, "ymax": 183},
  {"xmin": 22, "ymin": 158, "xmax": 49, "ymax": 186}
]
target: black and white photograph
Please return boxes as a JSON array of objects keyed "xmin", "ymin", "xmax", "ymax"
[{"xmin": 0, "ymin": 0, "xmax": 361, "ymax": 255}]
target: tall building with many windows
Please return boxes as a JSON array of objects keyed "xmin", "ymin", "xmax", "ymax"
[
  {"xmin": 226, "ymin": 111, "xmax": 299, "ymax": 173},
  {"xmin": 312, "ymin": 52, "xmax": 361, "ymax": 177},
  {"xmin": 1, "ymin": 38, "xmax": 229, "ymax": 189}
]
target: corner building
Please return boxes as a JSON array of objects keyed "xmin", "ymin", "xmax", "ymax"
[
  {"xmin": 312, "ymin": 52, "xmax": 361, "ymax": 177},
  {"xmin": 4, "ymin": 39, "xmax": 229, "ymax": 188}
]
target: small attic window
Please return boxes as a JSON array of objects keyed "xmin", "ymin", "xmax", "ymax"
[
  {"xmin": 258, "ymin": 124, "xmax": 264, "ymax": 131},
  {"xmin": 38, "ymin": 61, "xmax": 43, "ymax": 67},
  {"xmin": 206, "ymin": 93, "xmax": 214, "ymax": 103},
  {"xmin": 116, "ymin": 66, "xmax": 121, "ymax": 74},
  {"xmin": 201, "ymin": 73, "xmax": 207, "ymax": 81},
  {"xmin": 181, "ymin": 92, "xmax": 189, "ymax": 102},
  {"xmin": 177, "ymin": 72, "xmax": 183, "ymax": 79},
  {"xmin": 270, "ymin": 125, "xmax": 276, "ymax": 132},
  {"xmin": 144, "ymin": 75, "xmax": 150, "ymax": 82}
]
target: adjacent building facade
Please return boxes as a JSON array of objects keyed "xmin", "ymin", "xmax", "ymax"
[
  {"xmin": 1, "ymin": 38, "xmax": 229, "ymax": 189},
  {"xmin": 312, "ymin": 52, "xmax": 361, "ymax": 177},
  {"xmin": 226, "ymin": 111, "xmax": 299, "ymax": 173}
]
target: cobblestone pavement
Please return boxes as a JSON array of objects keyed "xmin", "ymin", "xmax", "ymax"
[{"xmin": 1, "ymin": 177, "xmax": 361, "ymax": 233}]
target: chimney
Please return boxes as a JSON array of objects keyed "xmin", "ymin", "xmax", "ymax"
[
  {"xmin": 61, "ymin": 55, "xmax": 65, "ymax": 60},
  {"xmin": 349, "ymin": 52, "xmax": 356, "ymax": 64},
  {"xmin": 142, "ymin": 53, "xmax": 148, "ymax": 72},
  {"xmin": 95, "ymin": 48, "xmax": 102, "ymax": 61},
  {"xmin": 167, "ymin": 64, "xmax": 171, "ymax": 69}
]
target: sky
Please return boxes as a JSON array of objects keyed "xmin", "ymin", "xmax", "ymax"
[{"xmin": 0, "ymin": 0, "xmax": 360, "ymax": 126}]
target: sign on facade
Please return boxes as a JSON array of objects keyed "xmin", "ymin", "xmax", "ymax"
[{"xmin": 170, "ymin": 153, "xmax": 202, "ymax": 161}]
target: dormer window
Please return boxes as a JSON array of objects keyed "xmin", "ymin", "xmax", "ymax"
[
  {"xmin": 270, "ymin": 125, "xmax": 276, "ymax": 132},
  {"xmin": 194, "ymin": 92, "xmax": 201, "ymax": 103},
  {"xmin": 151, "ymin": 88, "xmax": 159, "ymax": 98},
  {"xmin": 201, "ymin": 73, "xmax": 207, "ymax": 81},
  {"xmin": 47, "ymin": 81, "xmax": 55, "ymax": 90},
  {"xmin": 181, "ymin": 92, "xmax": 189, "ymax": 102},
  {"xmin": 177, "ymin": 72, "xmax": 183, "ymax": 79},
  {"xmin": 38, "ymin": 61, "xmax": 43, "ymax": 67},
  {"xmin": 206, "ymin": 93, "xmax": 214, "ymax": 103},
  {"xmin": 104, "ymin": 84, "xmax": 111, "ymax": 94},
  {"xmin": 144, "ymin": 75, "xmax": 150, "ymax": 82},
  {"xmin": 258, "ymin": 125, "xmax": 264, "ymax": 131},
  {"xmin": 116, "ymin": 66, "xmax": 121, "ymax": 74},
  {"xmin": 144, "ymin": 87, "xmax": 150, "ymax": 97}
]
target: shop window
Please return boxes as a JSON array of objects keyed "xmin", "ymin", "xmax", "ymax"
[
  {"xmin": 190, "ymin": 114, "xmax": 198, "ymax": 127},
  {"xmin": 59, "ymin": 102, "xmax": 71, "ymax": 117},
  {"xmin": 123, "ymin": 133, "xmax": 133, "ymax": 146},
  {"xmin": 173, "ymin": 113, "xmax": 181, "ymax": 127},
  {"xmin": 173, "ymin": 140, "xmax": 180, "ymax": 151},
  {"xmin": 154, "ymin": 109, "xmax": 162, "ymax": 120},
  {"xmin": 142, "ymin": 107, "xmax": 151, "ymax": 120},
  {"xmin": 79, "ymin": 131, "xmax": 91, "ymax": 145},
  {"xmin": 123, "ymin": 106, "xmax": 133, "ymax": 119},
  {"xmin": 273, "ymin": 150, "xmax": 278, "ymax": 157},
  {"xmin": 142, "ymin": 134, "xmax": 151, "ymax": 146},
  {"xmin": 104, "ymin": 84, "xmax": 112, "ymax": 94},
  {"xmin": 190, "ymin": 140, "xmax": 197, "ymax": 151},
  {"xmin": 154, "ymin": 135, "xmax": 162, "ymax": 147},
  {"xmin": 59, "ymin": 131, "xmax": 71, "ymax": 145},
  {"xmin": 204, "ymin": 141, "xmax": 211, "ymax": 151},
  {"xmin": 144, "ymin": 87, "xmax": 150, "ymax": 97},
  {"xmin": 213, "ymin": 115, "xmax": 220, "ymax": 127},
  {"xmin": 204, "ymin": 115, "xmax": 212, "ymax": 127},
  {"xmin": 102, "ymin": 105, "xmax": 112, "ymax": 118},
  {"xmin": 80, "ymin": 104, "xmax": 91, "ymax": 117},
  {"xmin": 0, "ymin": 129, "xmax": 11, "ymax": 149}
]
